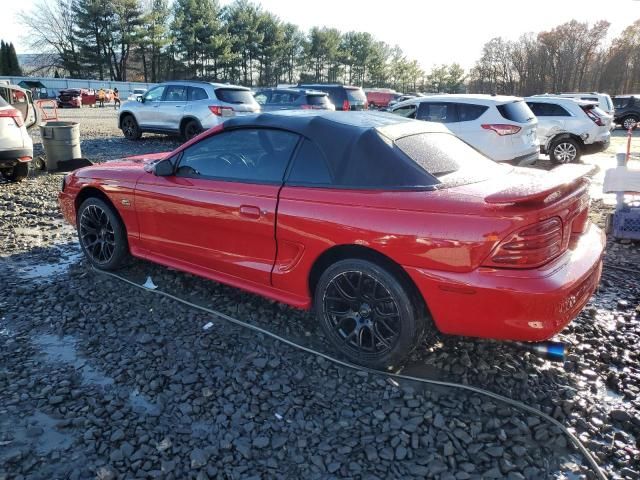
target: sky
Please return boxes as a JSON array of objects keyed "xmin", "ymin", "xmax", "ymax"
[{"xmin": 4, "ymin": 0, "xmax": 640, "ymax": 70}]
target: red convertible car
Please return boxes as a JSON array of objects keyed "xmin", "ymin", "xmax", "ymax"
[{"xmin": 59, "ymin": 111, "xmax": 604, "ymax": 368}]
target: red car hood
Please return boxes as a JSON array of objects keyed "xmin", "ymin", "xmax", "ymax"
[{"xmin": 73, "ymin": 152, "xmax": 170, "ymax": 179}]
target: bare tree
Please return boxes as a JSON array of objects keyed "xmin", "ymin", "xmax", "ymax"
[{"xmin": 20, "ymin": 0, "xmax": 82, "ymax": 77}]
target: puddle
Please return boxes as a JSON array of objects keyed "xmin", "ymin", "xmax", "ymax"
[
  {"xmin": 0, "ymin": 410, "xmax": 73, "ymax": 460},
  {"xmin": 33, "ymin": 333, "xmax": 114, "ymax": 387},
  {"xmin": 129, "ymin": 388, "xmax": 161, "ymax": 416},
  {"xmin": 12, "ymin": 251, "xmax": 83, "ymax": 284}
]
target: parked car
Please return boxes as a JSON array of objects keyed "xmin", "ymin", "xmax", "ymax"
[
  {"xmin": 390, "ymin": 94, "xmax": 539, "ymax": 165},
  {"xmin": 0, "ymin": 83, "xmax": 37, "ymax": 129},
  {"xmin": 127, "ymin": 88, "xmax": 147, "ymax": 102},
  {"xmin": 57, "ymin": 88, "xmax": 96, "ymax": 108},
  {"xmin": 525, "ymin": 96, "xmax": 612, "ymax": 164},
  {"xmin": 0, "ymin": 95, "xmax": 33, "ymax": 182},
  {"xmin": 365, "ymin": 89, "xmax": 401, "ymax": 109},
  {"xmin": 254, "ymin": 88, "xmax": 335, "ymax": 111},
  {"xmin": 59, "ymin": 111, "xmax": 603, "ymax": 368},
  {"xmin": 118, "ymin": 81, "xmax": 260, "ymax": 141},
  {"xmin": 612, "ymin": 95, "xmax": 640, "ymax": 130},
  {"xmin": 296, "ymin": 83, "xmax": 367, "ymax": 111},
  {"xmin": 556, "ymin": 92, "xmax": 614, "ymax": 117},
  {"xmin": 387, "ymin": 94, "xmax": 419, "ymax": 110}
]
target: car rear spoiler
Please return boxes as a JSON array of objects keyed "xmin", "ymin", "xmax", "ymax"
[{"xmin": 485, "ymin": 164, "xmax": 594, "ymax": 205}]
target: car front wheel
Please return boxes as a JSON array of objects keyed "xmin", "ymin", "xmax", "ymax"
[
  {"xmin": 77, "ymin": 197, "xmax": 129, "ymax": 270},
  {"xmin": 315, "ymin": 259, "xmax": 426, "ymax": 369},
  {"xmin": 121, "ymin": 115, "xmax": 142, "ymax": 140},
  {"xmin": 550, "ymin": 137, "xmax": 581, "ymax": 164}
]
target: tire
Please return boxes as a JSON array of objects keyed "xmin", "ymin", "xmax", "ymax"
[
  {"xmin": 121, "ymin": 114, "xmax": 142, "ymax": 140},
  {"xmin": 315, "ymin": 259, "xmax": 426, "ymax": 369},
  {"xmin": 182, "ymin": 119, "xmax": 202, "ymax": 141},
  {"xmin": 622, "ymin": 116, "xmax": 638, "ymax": 130},
  {"xmin": 550, "ymin": 137, "xmax": 581, "ymax": 164},
  {"xmin": 4, "ymin": 162, "xmax": 29, "ymax": 182},
  {"xmin": 77, "ymin": 197, "xmax": 129, "ymax": 270}
]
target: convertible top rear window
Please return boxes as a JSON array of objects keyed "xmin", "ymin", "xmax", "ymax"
[{"xmin": 395, "ymin": 132, "xmax": 503, "ymax": 186}]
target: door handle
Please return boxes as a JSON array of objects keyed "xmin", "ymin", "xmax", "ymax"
[
  {"xmin": 239, "ymin": 205, "xmax": 262, "ymax": 219},
  {"xmin": 175, "ymin": 105, "xmax": 182, "ymax": 107}
]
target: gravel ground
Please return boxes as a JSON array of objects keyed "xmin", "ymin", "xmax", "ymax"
[{"xmin": 0, "ymin": 112, "xmax": 638, "ymax": 479}]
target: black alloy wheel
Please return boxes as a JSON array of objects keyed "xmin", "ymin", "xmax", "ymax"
[
  {"xmin": 77, "ymin": 198, "xmax": 129, "ymax": 270},
  {"xmin": 316, "ymin": 259, "xmax": 426, "ymax": 369}
]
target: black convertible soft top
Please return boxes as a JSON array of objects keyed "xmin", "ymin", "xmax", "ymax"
[{"xmin": 224, "ymin": 111, "xmax": 449, "ymax": 188}]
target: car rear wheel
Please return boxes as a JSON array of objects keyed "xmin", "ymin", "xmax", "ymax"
[
  {"xmin": 550, "ymin": 137, "xmax": 580, "ymax": 164},
  {"xmin": 121, "ymin": 115, "xmax": 142, "ymax": 140},
  {"xmin": 183, "ymin": 119, "xmax": 202, "ymax": 141},
  {"xmin": 2, "ymin": 162, "xmax": 29, "ymax": 182},
  {"xmin": 315, "ymin": 259, "xmax": 426, "ymax": 369},
  {"xmin": 622, "ymin": 116, "xmax": 638, "ymax": 130},
  {"xmin": 77, "ymin": 197, "xmax": 129, "ymax": 270}
]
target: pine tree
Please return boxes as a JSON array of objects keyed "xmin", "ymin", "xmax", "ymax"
[
  {"xmin": 0, "ymin": 41, "xmax": 8, "ymax": 75},
  {"xmin": 7, "ymin": 43, "xmax": 22, "ymax": 75}
]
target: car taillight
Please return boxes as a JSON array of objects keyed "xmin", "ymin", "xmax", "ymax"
[
  {"xmin": 481, "ymin": 124, "xmax": 521, "ymax": 135},
  {"xmin": 342, "ymin": 99, "xmax": 350, "ymax": 111},
  {"xmin": 582, "ymin": 107, "xmax": 604, "ymax": 126},
  {"xmin": 0, "ymin": 108, "xmax": 24, "ymax": 127},
  {"xmin": 208, "ymin": 106, "xmax": 234, "ymax": 117},
  {"xmin": 483, "ymin": 217, "xmax": 564, "ymax": 269},
  {"xmin": 300, "ymin": 105, "xmax": 313, "ymax": 109}
]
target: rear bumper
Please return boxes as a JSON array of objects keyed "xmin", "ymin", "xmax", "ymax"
[
  {"xmin": 405, "ymin": 223, "xmax": 604, "ymax": 341},
  {"xmin": 0, "ymin": 148, "xmax": 33, "ymax": 168}
]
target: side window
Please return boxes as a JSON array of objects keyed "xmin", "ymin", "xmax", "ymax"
[
  {"xmin": 188, "ymin": 87, "xmax": 208, "ymax": 101},
  {"xmin": 143, "ymin": 85, "xmax": 166, "ymax": 102},
  {"xmin": 416, "ymin": 102, "xmax": 458, "ymax": 123},
  {"xmin": 0, "ymin": 87, "xmax": 8, "ymax": 103},
  {"xmin": 527, "ymin": 102, "xmax": 570, "ymax": 117},
  {"xmin": 254, "ymin": 92, "xmax": 269, "ymax": 105},
  {"xmin": 392, "ymin": 104, "xmax": 417, "ymax": 119},
  {"xmin": 176, "ymin": 128, "xmax": 299, "ymax": 183},
  {"xmin": 457, "ymin": 103, "xmax": 488, "ymax": 122},
  {"xmin": 287, "ymin": 140, "xmax": 332, "ymax": 185},
  {"xmin": 164, "ymin": 85, "xmax": 187, "ymax": 102},
  {"xmin": 613, "ymin": 97, "xmax": 629, "ymax": 108}
]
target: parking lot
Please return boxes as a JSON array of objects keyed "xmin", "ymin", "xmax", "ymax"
[{"xmin": 0, "ymin": 109, "xmax": 639, "ymax": 479}]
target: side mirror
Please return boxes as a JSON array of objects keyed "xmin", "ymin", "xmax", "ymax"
[
  {"xmin": 139, "ymin": 96, "xmax": 145, "ymax": 103},
  {"xmin": 153, "ymin": 159, "xmax": 174, "ymax": 176}
]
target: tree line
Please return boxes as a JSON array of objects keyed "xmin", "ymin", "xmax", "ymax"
[
  {"xmin": 469, "ymin": 19, "xmax": 640, "ymax": 96},
  {"xmin": 21, "ymin": 0, "xmax": 465, "ymax": 93},
  {"xmin": 18, "ymin": 2, "xmax": 640, "ymax": 95},
  {"xmin": 0, "ymin": 41, "xmax": 22, "ymax": 76}
]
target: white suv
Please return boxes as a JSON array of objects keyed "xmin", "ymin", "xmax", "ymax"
[
  {"xmin": 555, "ymin": 92, "xmax": 614, "ymax": 117},
  {"xmin": 119, "ymin": 81, "xmax": 260, "ymax": 141},
  {"xmin": 0, "ymin": 95, "xmax": 33, "ymax": 182},
  {"xmin": 525, "ymin": 96, "xmax": 612, "ymax": 164},
  {"xmin": 389, "ymin": 94, "xmax": 539, "ymax": 165}
]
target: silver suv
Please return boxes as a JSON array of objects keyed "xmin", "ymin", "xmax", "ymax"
[{"xmin": 118, "ymin": 81, "xmax": 260, "ymax": 141}]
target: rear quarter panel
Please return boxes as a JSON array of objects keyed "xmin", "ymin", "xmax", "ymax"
[{"xmin": 273, "ymin": 187, "xmax": 517, "ymax": 300}]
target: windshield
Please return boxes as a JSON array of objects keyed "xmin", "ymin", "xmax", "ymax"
[
  {"xmin": 307, "ymin": 94, "xmax": 330, "ymax": 105},
  {"xmin": 215, "ymin": 88, "xmax": 256, "ymax": 105},
  {"xmin": 346, "ymin": 88, "xmax": 367, "ymax": 103},
  {"xmin": 395, "ymin": 132, "xmax": 504, "ymax": 187}
]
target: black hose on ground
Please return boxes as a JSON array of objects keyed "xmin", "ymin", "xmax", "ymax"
[{"xmin": 93, "ymin": 267, "xmax": 608, "ymax": 480}]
